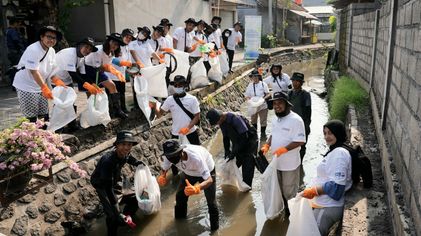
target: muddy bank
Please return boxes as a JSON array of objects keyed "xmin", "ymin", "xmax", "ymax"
[{"xmin": 0, "ymin": 46, "xmax": 332, "ymax": 236}]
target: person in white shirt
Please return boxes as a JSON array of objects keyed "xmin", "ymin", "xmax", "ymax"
[
  {"xmin": 203, "ymin": 23, "xmax": 217, "ymax": 73},
  {"xmin": 160, "ymin": 18, "xmax": 174, "ymax": 49},
  {"xmin": 244, "ymin": 70, "xmax": 271, "ymax": 139},
  {"xmin": 172, "ymin": 18, "xmax": 198, "ymax": 53},
  {"xmin": 211, "ymin": 16, "xmax": 223, "ymax": 50},
  {"xmin": 263, "ymin": 64, "xmax": 292, "ymax": 94},
  {"xmin": 157, "ymin": 139, "xmax": 219, "ymax": 231},
  {"xmin": 224, "ymin": 22, "xmax": 242, "ymax": 72},
  {"xmin": 260, "ymin": 91, "xmax": 306, "ymax": 216},
  {"xmin": 106, "ymin": 28, "xmax": 135, "ymax": 113},
  {"xmin": 189, "ymin": 20, "xmax": 206, "ymax": 65},
  {"xmin": 130, "ymin": 26, "xmax": 163, "ymax": 68},
  {"xmin": 52, "ymin": 37, "xmax": 97, "ymax": 131},
  {"xmin": 13, "ymin": 26, "xmax": 62, "ymax": 123},
  {"xmin": 157, "ymin": 75, "xmax": 201, "ymax": 145},
  {"xmin": 83, "ymin": 33, "xmax": 129, "ymax": 118},
  {"xmin": 300, "ymin": 120, "xmax": 352, "ymax": 236}
]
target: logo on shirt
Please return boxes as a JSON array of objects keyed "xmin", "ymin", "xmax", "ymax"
[
  {"xmin": 282, "ymin": 127, "xmax": 290, "ymax": 132},
  {"xmin": 27, "ymin": 60, "xmax": 35, "ymax": 64},
  {"xmin": 298, "ymin": 133, "xmax": 305, "ymax": 137},
  {"xmin": 67, "ymin": 63, "xmax": 73, "ymax": 67},
  {"xmin": 335, "ymin": 172, "xmax": 345, "ymax": 178}
]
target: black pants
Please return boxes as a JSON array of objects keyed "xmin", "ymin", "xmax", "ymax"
[
  {"xmin": 95, "ymin": 188, "xmax": 138, "ymax": 236},
  {"xmin": 235, "ymin": 151, "xmax": 256, "ymax": 188},
  {"xmin": 171, "ymin": 129, "xmax": 201, "ymax": 145},
  {"xmin": 174, "ymin": 169, "xmax": 219, "ymax": 230},
  {"xmin": 226, "ymin": 49, "xmax": 235, "ymax": 71},
  {"xmin": 203, "ymin": 61, "xmax": 211, "ymax": 73}
]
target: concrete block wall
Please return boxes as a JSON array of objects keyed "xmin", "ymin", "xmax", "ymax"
[{"xmin": 338, "ymin": 0, "xmax": 421, "ymax": 234}]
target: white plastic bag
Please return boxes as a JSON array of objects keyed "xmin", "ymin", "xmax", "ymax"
[
  {"xmin": 133, "ymin": 75, "xmax": 152, "ymax": 124},
  {"xmin": 134, "ymin": 165, "xmax": 161, "ymax": 215},
  {"xmin": 179, "ymin": 135, "xmax": 190, "ymax": 145},
  {"xmin": 139, "ymin": 64, "xmax": 168, "ymax": 98},
  {"xmin": 208, "ymin": 56, "xmax": 223, "ymax": 84},
  {"xmin": 80, "ymin": 93, "xmax": 111, "ymax": 128},
  {"xmin": 261, "ymin": 161, "xmax": 284, "ymax": 220},
  {"xmin": 48, "ymin": 86, "xmax": 77, "ymax": 131},
  {"xmin": 190, "ymin": 59, "xmax": 209, "ymax": 89},
  {"xmin": 219, "ymin": 158, "xmax": 251, "ymax": 192},
  {"xmin": 287, "ymin": 196, "xmax": 321, "ymax": 236},
  {"xmin": 247, "ymin": 97, "xmax": 265, "ymax": 116},
  {"xmin": 168, "ymin": 50, "xmax": 190, "ymax": 82},
  {"xmin": 219, "ymin": 52, "xmax": 230, "ymax": 75}
]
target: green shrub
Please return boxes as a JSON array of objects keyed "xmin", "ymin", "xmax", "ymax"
[
  {"xmin": 329, "ymin": 76, "xmax": 368, "ymax": 121},
  {"xmin": 261, "ymin": 34, "xmax": 277, "ymax": 48}
]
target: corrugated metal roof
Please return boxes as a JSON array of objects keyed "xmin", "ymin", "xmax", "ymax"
[
  {"xmin": 257, "ymin": 0, "xmax": 307, "ymax": 11},
  {"xmin": 304, "ymin": 6, "xmax": 334, "ymax": 14},
  {"xmin": 223, "ymin": 0, "xmax": 257, "ymax": 6},
  {"xmin": 290, "ymin": 9, "xmax": 319, "ymax": 19}
]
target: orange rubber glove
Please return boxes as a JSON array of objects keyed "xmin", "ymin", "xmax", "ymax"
[
  {"xmin": 51, "ymin": 76, "xmax": 66, "ymax": 87},
  {"xmin": 103, "ymin": 64, "xmax": 125, "ymax": 82},
  {"xmin": 157, "ymin": 174, "xmax": 167, "ymax": 187},
  {"xmin": 274, "ymin": 147, "xmax": 288, "ymax": 157},
  {"xmin": 119, "ymin": 60, "xmax": 133, "ymax": 67},
  {"xmin": 83, "ymin": 82, "xmax": 98, "ymax": 94},
  {"xmin": 190, "ymin": 43, "xmax": 198, "ymax": 52},
  {"xmin": 184, "ymin": 179, "xmax": 201, "ymax": 196},
  {"xmin": 136, "ymin": 61, "xmax": 145, "ymax": 68},
  {"xmin": 302, "ymin": 186, "xmax": 319, "ymax": 199},
  {"xmin": 162, "ymin": 48, "xmax": 174, "ymax": 54},
  {"xmin": 158, "ymin": 54, "xmax": 165, "ymax": 59},
  {"xmin": 209, "ymin": 50, "xmax": 216, "ymax": 58},
  {"xmin": 93, "ymin": 84, "xmax": 103, "ymax": 94},
  {"xmin": 41, "ymin": 84, "xmax": 53, "ymax": 99},
  {"xmin": 197, "ymin": 39, "xmax": 205, "ymax": 45},
  {"xmin": 159, "ymin": 59, "xmax": 165, "ymax": 64},
  {"xmin": 261, "ymin": 144, "xmax": 270, "ymax": 155},
  {"xmin": 258, "ymin": 67, "xmax": 263, "ymax": 75},
  {"xmin": 179, "ymin": 127, "xmax": 190, "ymax": 135}
]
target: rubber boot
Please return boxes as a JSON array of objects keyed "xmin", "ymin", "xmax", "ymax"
[
  {"xmin": 106, "ymin": 90, "xmax": 115, "ymax": 118},
  {"xmin": 260, "ymin": 126, "xmax": 267, "ymax": 140},
  {"xmin": 252, "ymin": 124, "xmax": 258, "ymax": 131},
  {"xmin": 120, "ymin": 91, "xmax": 129, "ymax": 114},
  {"xmin": 111, "ymin": 93, "xmax": 128, "ymax": 119}
]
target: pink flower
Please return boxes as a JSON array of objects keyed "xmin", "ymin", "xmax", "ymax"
[{"xmin": 0, "ymin": 162, "xmax": 7, "ymax": 170}]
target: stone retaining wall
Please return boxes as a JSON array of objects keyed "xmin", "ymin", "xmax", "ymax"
[{"xmin": 0, "ymin": 46, "xmax": 330, "ymax": 236}]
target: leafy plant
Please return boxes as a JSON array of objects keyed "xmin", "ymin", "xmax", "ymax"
[
  {"xmin": 261, "ymin": 34, "xmax": 277, "ymax": 48},
  {"xmin": 329, "ymin": 16, "xmax": 337, "ymax": 32}
]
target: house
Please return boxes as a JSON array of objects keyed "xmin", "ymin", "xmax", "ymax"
[{"xmin": 304, "ymin": 6, "xmax": 335, "ymax": 42}]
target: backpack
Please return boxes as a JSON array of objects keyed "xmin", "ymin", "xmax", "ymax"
[{"xmin": 343, "ymin": 144, "xmax": 373, "ymax": 188}]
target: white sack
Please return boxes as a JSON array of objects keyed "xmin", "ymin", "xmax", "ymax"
[
  {"xmin": 261, "ymin": 161, "xmax": 284, "ymax": 220},
  {"xmin": 190, "ymin": 59, "xmax": 209, "ymax": 89},
  {"xmin": 219, "ymin": 158, "xmax": 251, "ymax": 192},
  {"xmin": 80, "ymin": 93, "xmax": 111, "ymax": 128},
  {"xmin": 139, "ymin": 64, "xmax": 168, "ymax": 98},
  {"xmin": 48, "ymin": 86, "xmax": 77, "ymax": 131},
  {"xmin": 134, "ymin": 165, "xmax": 161, "ymax": 215},
  {"xmin": 287, "ymin": 196, "xmax": 321, "ymax": 236}
]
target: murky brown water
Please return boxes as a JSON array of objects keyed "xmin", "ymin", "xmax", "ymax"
[{"xmin": 86, "ymin": 57, "xmax": 329, "ymax": 236}]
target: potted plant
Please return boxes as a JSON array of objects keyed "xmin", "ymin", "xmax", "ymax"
[{"xmin": 0, "ymin": 118, "xmax": 86, "ymax": 194}]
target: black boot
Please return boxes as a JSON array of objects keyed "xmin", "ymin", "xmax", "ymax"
[
  {"xmin": 252, "ymin": 124, "xmax": 258, "ymax": 130},
  {"xmin": 119, "ymin": 92, "xmax": 129, "ymax": 113},
  {"xmin": 260, "ymin": 126, "xmax": 267, "ymax": 140},
  {"xmin": 111, "ymin": 93, "xmax": 128, "ymax": 119}
]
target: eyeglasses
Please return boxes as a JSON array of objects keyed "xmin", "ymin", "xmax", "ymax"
[{"xmin": 44, "ymin": 35, "xmax": 57, "ymax": 40}]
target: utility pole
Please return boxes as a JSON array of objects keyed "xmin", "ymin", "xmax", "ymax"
[
  {"xmin": 274, "ymin": 0, "xmax": 278, "ymax": 36},
  {"xmin": 269, "ymin": 0, "xmax": 273, "ymax": 33}
]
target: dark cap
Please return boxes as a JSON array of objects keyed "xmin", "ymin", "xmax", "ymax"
[
  {"xmin": 160, "ymin": 18, "xmax": 173, "ymax": 26},
  {"xmin": 205, "ymin": 23, "xmax": 217, "ymax": 33},
  {"xmin": 197, "ymin": 20, "xmax": 206, "ymax": 26},
  {"xmin": 206, "ymin": 108, "xmax": 222, "ymax": 125},
  {"xmin": 269, "ymin": 92, "xmax": 293, "ymax": 106},
  {"xmin": 76, "ymin": 37, "xmax": 98, "ymax": 52},
  {"xmin": 39, "ymin": 26, "xmax": 63, "ymax": 41},
  {"xmin": 137, "ymin": 26, "xmax": 151, "ymax": 38},
  {"xmin": 114, "ymin": 130, "xmax": 138, "ymax": 145},
  {"xmin": 121, "ymin": 28, "xmax": 135, "ymax": 39},
  {"xmin": 249, "ymin": 69, "xmax": 261, "ymax": 77},
  {"xmin": 163, "ymin": 139, "xmax": 184, "ymax": 157},
  {"xmin": 106, "ymin": 33, "xmax": 126, "ymax": 46},
  {"xmin": 152, "ymin": 25, "xmax": 165, "ymax": 34},
  {"xmin": 291, "ymin": 72, "xmax": 305, "ymax": 82},
  {"xmin": 184, "ymin": 18, "xmax": 197, "ymax": 25},
  {"xmin": 171, "ymin": 75, "xmax": 187, "ymax": 86},
  {"xmin": 270, "ymin": 64, "xmax": 282, "ymax": 72},
  {"xmin": 211, "ymin": 16, "xmax": 222, "ymax": 22},
  {"xmin": 233, "ymin": 22, "xmax": 243, "ymax": 28}
]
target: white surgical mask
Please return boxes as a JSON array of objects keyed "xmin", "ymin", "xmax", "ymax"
[
  {"xmin": 174, "ymin": 87, "xmax": 184, "ymax": 94},
  {"xmin": 138, "ymin": 34, "xmax": 146, "ymax": 40}
]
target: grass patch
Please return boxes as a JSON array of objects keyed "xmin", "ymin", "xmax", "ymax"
[{"xmin": 329, "ymin": 76, "xmax": 368, "ymax": 121}]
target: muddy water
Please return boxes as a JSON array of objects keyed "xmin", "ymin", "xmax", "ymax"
[{"xmin": 86, "ymin": 57, "xmax": 329, "ymax": 236}]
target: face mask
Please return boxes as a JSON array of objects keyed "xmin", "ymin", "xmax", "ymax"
[
  {"xmin": 174, "ymin": 87, "xmax": 185, "ymax": 94},
  {"xmin": 137, "ymin": 34, "xmax": 146, "ymax": 40},
  {"xmin": 168, "ymin": 153, "xmax": 181, "ymax": 164}
]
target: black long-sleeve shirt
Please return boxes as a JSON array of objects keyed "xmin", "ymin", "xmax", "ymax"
[
  {"xmin": 90, "ymin": 150, "xmax": 142, "ymax": 205},
  {"xmin": 220, "ymin": 113, "xmax": 257, "ymax": 156}
]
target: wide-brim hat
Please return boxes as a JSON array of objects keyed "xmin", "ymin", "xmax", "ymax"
[
  {"xmin": 291, "ymin": 72, "xmax": 305, "ymax": 82},
  {"xmin": 269, "ymin": 91, "xmax": 293, "ymax": 106},
  {"xmin": 205, "ymin": 23, "xmax": 217, "ymax": 32},
  {"xmin": 184, "ymin": 18, "xmax": 197, "ymax": 25},
  {"xmin": 121, "ymin": 28, "xmax": 135, "ymax": 40},
  {"xmin": 160, "ymin": 18, "xmax": 173, "ymax": 26},
  {"xmin": 197, "ymin": 20, "xmax": 206, "ymax": 26},
  {"xmin": 211, "ymin": 16, "xmax": 222, "ymax": 22},
  {"xmin": 114, "ymin": 130, "xmax": 138, "ymax": 145},
  {"xmin": 106, "ymin": 33, "xmax": 126, "ymax": 46},
  {"xmin": 206, "ymin": 108, "xmax": 222, "ymax": 125},
  {"xmin": 137, "ymin": 26, "xmax": 152, "ymax": 38},
  {"xmin": 39, "ymin": 26, "xmax": 63, "ymax": 41},
  {"xmin": 270, "ymin": 64, "xmax": 282, "ymax": 72},
  {"xmin": 249, "ymin": 69, "xmax": 261, "ymax": 78},
  {"xmin": 169, "ymin": 75, "xmax": 187, "ymax": 86},
  {"xmin": 152, "ymin": 25, "xmax": 165, "ymax": 34},
  {"xmin": 163, "ymin": 139, "xmax": 184, "ymax": 157},
  {"xmin": 76, "ymin": 37, "xmax": 98, "ymax": 52}
]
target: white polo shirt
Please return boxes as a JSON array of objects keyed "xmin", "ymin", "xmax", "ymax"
[
  {"xmin": 213, "ymin": 28, "xmax": 222, "ymax": 49},
  {"xmin": 172, "ymin": 27, "xmax": 193, "ymax": 51},
  {"xmin": 53, "ymin": 47, "xmax": 86, "ymax": 85},
  {"xmin": 107, "ymin": 45, "xmax": 131, "ymax": 81},
  {"xmin": 165, "ymin": 34, "xmax": 174, "ymax": 49},
  {"xmin": 13, "ymin": 41, "xmax": 56, "ymax": 93},
  {"xmin": 270, "ymin": 112, "xmax": 306, "ymax": 171},
  {"xmin": 190, "ymin": 31, "xmax": 205, "ymax": 57},
  {"xmin": 162, "ymin": 144, "xmax": 215, "ymax": 179},
  {"xmin": 226, "ymin": 29, "xmax": 242, "ymax": 51},
  {"xmin": 161, "ymin": 93, "xmax": 200, "ymax": 136},
  {"xmin": 84, "ymin": 45, "xmax": 113, "ymax": 68},
  {"xmin": 263, "ymin": 73, "xmax": 292, "ymax": 93},
  {"xmin": 129, "ymin": 40, "xmax": 154, "ymax": 67},
  {"xmin": 244, "ymin": 81, "xmax": 269, "ymax": 98},
  {"xmin": 311, "ymin": 147, "xmax": 352, "ymax": 207}
]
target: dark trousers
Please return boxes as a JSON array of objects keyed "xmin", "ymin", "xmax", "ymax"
[
  {"xmin": 235, "ymin": 151, "xmax": 256, "ymax": 188},
  {"xmin": 203, "ymin": 61, "xmax": 211, "ymax": 73},
  {"xmin": 113, "ymin": 80, "xmax": 127, "ymax": 111},
  {"xmin": 95, "ymin": 188, "xmax": 138, "ymax": 236},
  {"xmin": 174, "ymin": 169, "xmax": 219, "ymax": 230},
  {"xmin": 226, "ymin": 49, "xmax": 235, "ymax": 71}
]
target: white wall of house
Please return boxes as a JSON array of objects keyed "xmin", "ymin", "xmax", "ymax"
[{"xmin": 112, "ymin": 0, "xmax": 212, "ymax": 34}]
